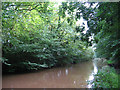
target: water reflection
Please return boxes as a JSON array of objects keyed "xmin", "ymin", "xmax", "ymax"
[
  {"xmin": 93, "ymin": 63, "xmax": 98, "ymax": 74},
  {"xmin": 74, "ymin": 81, "xmax": 76, "ymax": 84},
  {"xmin": 87, "ymin": 62, "xmax": 98, "ymax": 88},
  {"xmin": 65, "ymin": 69, "xmax": 68, "ymax": 75},
  {"xmin": 57, "ymin": 70, "xmax": 61, "ymax": 77},
  {"xmin": 3, "ymin": 61, "xmax": 94, "ymax": 88}
]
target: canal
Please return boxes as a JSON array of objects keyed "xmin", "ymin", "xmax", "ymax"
[{"xmin": 2, "ymin": 61, "xmax": 95, "ymax": 88}]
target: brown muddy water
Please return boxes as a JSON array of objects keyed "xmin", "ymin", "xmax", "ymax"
[{"xmin": 2, "ymin": 61, "xmax": 95, "ymax": 88}]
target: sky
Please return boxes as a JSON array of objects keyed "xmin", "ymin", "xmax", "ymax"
[
  {"xmin": 76, "ymin": 17, "xmax": 89, "ymax": 34},
  {"xmin": 53, "ymin": 2, "xmax": 90, "ymax": 34},
  {"xmin": 53, "ymin": 2, "xmax": 97, "ymax": 43}
]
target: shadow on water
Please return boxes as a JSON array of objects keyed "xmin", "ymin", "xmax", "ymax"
[{"xmin": 2, "ymin": 61, "xmax": 95, "ymax": 88}]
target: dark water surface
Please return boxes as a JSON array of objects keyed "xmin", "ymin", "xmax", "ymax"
[{"xmin": 2, "ymin": 61, "xmax": 94, "ymax": 88}]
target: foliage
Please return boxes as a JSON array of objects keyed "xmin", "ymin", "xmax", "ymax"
[
  {"xmin": 94, "ymin": 2, "xmax": 120, "ymax": 68},
  {"xmin": 58, "ymin": 2, "xmax": 120, "ymax": 88},
  {"xmin": 107, "ymin": 60, "xmax": 115, "ymax": 65},
  {"xmin": 2, "ymin": 2, "xmax": 119, "ymax": 89},
  {"xmin": 2, "ymin": 2, "xmax": 93, "ymax": 73},
  {"xmin": 89, "ymin": 67, "xmax": 119, "ymax": 88},
  {"xmin": 59, "ymin": 2, "xmax": 120, "ymax": 68}
]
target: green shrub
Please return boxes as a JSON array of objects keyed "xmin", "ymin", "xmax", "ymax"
[
  {"xmin": 2, "ymin": 2, "xmax": 94, "ymax": 73},
  {"xmin": 89, "ymin": 67, "xmax": 118, "ymax": 88}
]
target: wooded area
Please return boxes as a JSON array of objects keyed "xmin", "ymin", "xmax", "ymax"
[{"xmin": 1, "ymin": 2, "xmax": 120, "ymax": 88}]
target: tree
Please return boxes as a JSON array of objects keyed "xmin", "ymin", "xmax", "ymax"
[
  {"xmin": 2, "ymin": 2, "xmax": 93, "ymax": 73},
  {"xmin": 59, "ymin": 2, "xmax": 120, "ymax": 68}
]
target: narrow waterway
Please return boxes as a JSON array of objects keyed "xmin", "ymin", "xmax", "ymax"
[{"xmin": 2, "ymin": 61, "xmax": 95, "ymax": 88}]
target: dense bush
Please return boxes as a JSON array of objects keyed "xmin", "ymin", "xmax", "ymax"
[
  {"xmin": 89, "ymin": 67, "xmax": 119, "ymax": 88},
  {"xmin": 2, "ymin": 31, "xmax": 92, "ymax": 72},
  {"xmin": 94, "ymin": 2, "xmax": 120, "ymax": 68},
  {"xmin": 58, "ymin": 2, "xmax": 120, "ymax": 70},
  {"xmin": 2, "ymin": 2, "xmax": 93, "ymax": 73}
]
